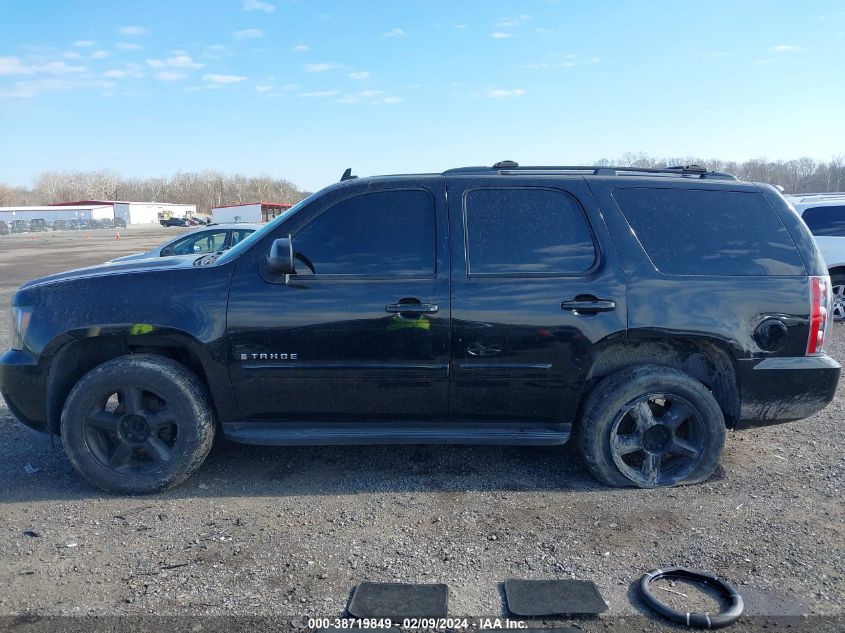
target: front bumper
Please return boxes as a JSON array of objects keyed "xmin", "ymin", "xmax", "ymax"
[
  {"xmin": 0, "ymin": 348, "xmax": 51, "ymax": 434},
  {"xmin": 736, "ymin": 354, "xmax": 841, "ymax": 428}
]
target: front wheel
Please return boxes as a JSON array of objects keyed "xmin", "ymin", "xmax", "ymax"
[
  {"xmin": 61, "ymin": 354, "xmax": 216, "ymax": 494},
  {"xmin": 577, "ymin": 365, "xmax": 726, "ymax": 488}
]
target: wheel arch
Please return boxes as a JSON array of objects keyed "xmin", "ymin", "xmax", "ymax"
[
  {"xmin": 45, "ymin": 328, "xmax": 230, "ymax": 435},
  {"xmin": 584, "ymin": 336, "xmax": 740, "ymax": 428}
]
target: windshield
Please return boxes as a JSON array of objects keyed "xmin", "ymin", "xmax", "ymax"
[{"xmin": 214, "ymin": 192, "xmax": 320, "ymax": 265}]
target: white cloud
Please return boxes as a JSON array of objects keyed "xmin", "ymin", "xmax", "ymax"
[
  {"xmin": 242, "ymin": 0, "xmax": 275, "ymax": 12},
  {"xmin": 1, "ymin": 78, "xmax": 72, "ymax": 98},
  {"xmin": 255, "ymin": 84, "xmax": 274, "ymax": 92},
  {"xmin": 490, "ymin": 32, "xmax": 514, "ymax": 39},
  {"xmin": 39, "ymin": 61, "xmax": 88, "ymax": 74},
  {"xmin": 497, "ymin": 14, "xmax": 531, "ymax": 28},
  {"xmin": 292, "ymin": 44, "xmax": 309, "ymax": 52},
  {"xmin": 203, "ymin": 73, "xmax": 247, "ymax": 83},
  {"xmin": 119, "ymin": 26, "xmax": 148, "ymax": 36},
  {"xmin": 146, "ymin": 55, "xmax": 203, "ymax": 69},
  {"xmin": 155, "ymin": 71, "xmax": 187, "ymax": 81},
  {"xmin": 0, "ymin": 56, "xmax": 35, "ymax": 75},
  {"xmin": 349, "ymin": 71, "xmax": 370, "ymax": 79},
  {"xmin": 103, "ymin": 63, "xmax": 145, "ymax": 79},
  {"xmin": 382, "ymin": 28, "xmax": 406, "ymax": 37},
  {"xmin": 383, "ymin": 96, "xmax": 402, "ymax": 104},
  {"xmin": 770, "ymin": 44, "xmax": 801, "ymax": 52},
  {"xmin": 74, "ymin": 40, "xmax": 96, "ymax": 47},
  {"xmin": 486, "ymin": 88, "xmax": 525, "ymax": 98},
  {"xmin": 115, "ymin": 42, "xmax": 142, "ymax": 50},
  {"xmin": 281, "ymin": 83, "xmax": 298, "ymax": 91},
  {"xmin": 454, "ymin": 24, "xmax": 468, "ymax": 30},
  {"xmin": 304, "ymin": 63, "xmax": 337, "ymax": 72},
  {"xmin": 755, "ymin": 58, "xmax": 776, "ymax": 65},
  {"xmin": 90, "ymin": 50, "xmax": 111, "ymax": 59},
  {"xmin": 299, "ymin": 89, "xmax": 340, "ymax": 97},
  {"xmin": 233, "ymin": 29, "xmax": 264, "ymax": 39}
]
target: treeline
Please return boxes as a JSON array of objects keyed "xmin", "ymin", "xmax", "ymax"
[
  {"xmin": 1, "ymin": 155, "xmax": 844, "ymax": 212},
  {"xmin": 595, "ymin": 153, "xmax": 845, "ymax": 193},
  {"xmin": 0, "ymin": 170, "xmax": 310, "ymax": 214}
]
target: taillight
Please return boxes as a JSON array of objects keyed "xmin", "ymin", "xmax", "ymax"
[{"xmin": 807, "ymin": 276, "xmax": 831, "ymax": 355}]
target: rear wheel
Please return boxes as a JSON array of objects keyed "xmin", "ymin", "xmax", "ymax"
[
  {"xmin": 61, "ymin": 354, "xmax": 215, "ymax": 494},
  {"xmin": 831, "ymin": 274, "xmax": 845, "ymax": 321},
  {"xmin": 578, "ymin": 365, "xmax": 726, "ymax": 488}
]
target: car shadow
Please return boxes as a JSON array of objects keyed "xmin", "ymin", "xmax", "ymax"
[{"xmin": 0, "ymin": 418, "xmax": 608, "ymax": 503}]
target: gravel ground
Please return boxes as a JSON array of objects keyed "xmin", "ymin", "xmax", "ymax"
[{"xmin": 0, "ymin": 229, "xmax": 843, "ymax": 632}]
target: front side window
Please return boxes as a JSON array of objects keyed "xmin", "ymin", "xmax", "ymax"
[
  {"xmin": 801, "ymin": 205, "xmax": 845, "ymax": 237},
  {"xmin": 231, "ymin": 229, "xmax": 254, "ymax": 246},
  {"xmin": 292, "ymin": 189, "xmax": 435, "ymax": 276},
  {"xmin": 464, "ymin": 188, "xmax": 596, "ymax": 275},
  {"xmin": 171, "ymin": 230, "xmax": 227, "ymax": 255}
]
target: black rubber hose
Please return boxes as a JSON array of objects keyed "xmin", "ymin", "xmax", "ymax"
[{"xmin": 638, "ymin": 567, "xmax": 744, "ymax": 629}]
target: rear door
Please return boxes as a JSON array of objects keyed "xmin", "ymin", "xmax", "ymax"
[{"xmin": 446, "ymin": 176, "xmax": 627, "ymax": 422}]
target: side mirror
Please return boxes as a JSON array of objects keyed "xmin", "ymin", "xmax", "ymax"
[
  {"xmin": 161, "ymin": 246, "xmax": 174, "ymax": 256},
  {"xmin": 267, "ymin": 237, "xmax": 295, "ymax": 275}
]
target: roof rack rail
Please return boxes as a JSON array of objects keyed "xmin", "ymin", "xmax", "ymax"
[
  {"xmin": 442, "ymin": 161, "xmax": 738, "ymax": 180},
  {"xmin": 787, "ymin": 192, "xmax": 845, "ymax": 201}
]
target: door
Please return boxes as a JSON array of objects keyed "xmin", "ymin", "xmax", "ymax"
[
  {"xmin": 227, "ymin": 179, "xmax": 450, "ymax": 422},
  {"xmin": 446, "ymin": 176, "xmax": 627, "ymax": 423}
]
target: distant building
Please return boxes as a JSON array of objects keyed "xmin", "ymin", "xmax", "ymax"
[
  {"xmin": 0, "ymin": 204, "xmax": 113, "ymax": 224},
  {"xmin": 53, "ymin": 200, "xmax": 196, "ymax": 225},
  {"xmin": 211, "ymin": 202, "xmax": 293, "ymax": 224}
]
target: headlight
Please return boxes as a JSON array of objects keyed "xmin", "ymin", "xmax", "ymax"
[{"xmin": 10, "ymin": 306, "xmax": 33, "ymax": 351}]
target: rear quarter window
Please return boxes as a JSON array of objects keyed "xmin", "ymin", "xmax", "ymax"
[
  {"xmin": 800, "ymin": 205, "xmax": 845, "ymax": 237},
  {"xmin": 613, "ymin": 188, "xmax": 806, "ymax": 276}
]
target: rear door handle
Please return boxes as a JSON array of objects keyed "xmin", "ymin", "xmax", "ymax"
[
  {"xmin": 561, "ymin": 297, "xmax": 616, "ymax": 314},
  {"xmin": 385, "ymin": 303, "xmax": 439, "ymax": 315}
]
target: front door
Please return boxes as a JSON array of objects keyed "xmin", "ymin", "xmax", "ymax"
[
  {"xmin": 227, "ymin": 179, "xmax": 450, "ymax": 422},
  {"xmin": 446, "ymin": 176, "xmax": 627, "ymax": 423}
]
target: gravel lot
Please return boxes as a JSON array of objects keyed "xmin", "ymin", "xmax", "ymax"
[{"xmin": 0, "ymin": 228, "xmax": 843, "ymax": 632}]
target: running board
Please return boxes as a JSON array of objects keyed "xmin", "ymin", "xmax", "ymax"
[{"xmin": 222, "ymin": 421, "xmax": 572, "ymax": 446}]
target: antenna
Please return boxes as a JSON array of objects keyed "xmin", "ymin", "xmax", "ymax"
[{"xmin": 340, "ymin": 168, "xmax": 357, "ymax": 182}]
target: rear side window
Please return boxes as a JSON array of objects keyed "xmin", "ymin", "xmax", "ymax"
[
  {"xmin": 464, "ymin": 188, "xmax": 596, "ymax": 275},
  {"xmin": 613, "ymin": 188, "xmax": 805, "ymax": 276},
  {"xmin": 801, "ymin": 205, "xmax": 845, "ymax": 237}
]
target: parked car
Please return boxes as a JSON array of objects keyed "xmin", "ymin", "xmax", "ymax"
[
  {"xmin": 0, "ymin": 221, "xmax": 8, "ymax": 235},
  {"xmin": 109, "ymin": 224, "xmax": 261, "ymax": 262},
  {"xmin": 28, "ymin": 219, "xmax": 48, "ymax": 232},
  {"xmin": 9, "ymin": 219, "xmax": 29, "ymax": 233},
  {"xmin": 113, "ymin": 217, "xmax": 126, "ymax": 229},
  {"xmin": 1, "ymin": 162, "xmax": 839, "ymax": 494},
  {"xmin": 788, "ymin": 193, "xmax": 845, "ymax": 320},
  {"xmin": 52, "ymin": 220, "xmax": 67, "ymax": 231},
  {"xmin": 161, "ymin": 217, "xmax": 190, "ymax": 227},
  {"xmin": 65, "ymin": 219, "xmax": 82, "ymax": 230},
  {"xmin": 99, "ymin": 218, "xmax": 114, "ymax": 230},
  {"xmin": 86, "ymin": 219, "xmax": 102, "ymax": 230}
]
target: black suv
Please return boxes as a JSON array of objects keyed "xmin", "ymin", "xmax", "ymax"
[{"xmin": 1, "ymin": 163, "xmax": 839, "ymax": 494}]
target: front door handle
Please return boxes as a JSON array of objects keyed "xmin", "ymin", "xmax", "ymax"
[
  {"xmin": 561, "ymin": 297, "xmax": 616, "ymax": 314},
  {"xmin": 385, "ymin": 303, "xmax": 439, "ymax": 315}
]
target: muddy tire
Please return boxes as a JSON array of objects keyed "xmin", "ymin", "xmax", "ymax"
[
  {"xmin": 61, "ymin": 354, "xmax": 216, "ymax": 494},
  {"xmin": 577, "ymin": 365, "xmax": 726, "ymax": 488}
]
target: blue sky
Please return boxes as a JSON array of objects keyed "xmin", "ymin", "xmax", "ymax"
[{"xmin": 1, "ymin": 0, "xmax": 844, "ymax": 192}]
